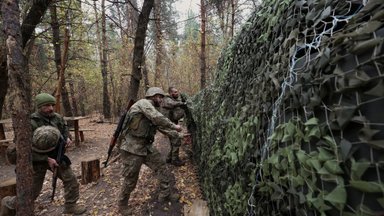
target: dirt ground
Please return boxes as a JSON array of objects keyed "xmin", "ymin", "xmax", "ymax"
[{"xmin": 0, "ymin": 114, "xmax": 203, "ymax": 216}]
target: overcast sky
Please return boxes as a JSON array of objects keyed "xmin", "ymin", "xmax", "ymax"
[{"xmin": 174, "ymin": 0, "xmax": 199, "ymax": 20}]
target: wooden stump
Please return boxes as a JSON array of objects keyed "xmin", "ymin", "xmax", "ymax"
[
  {"xmin": 81, "ymin": 157, "xmax": 100, "ymax": 184},
  {"xmin": 184, "ymin": 199, "xmax": 210, "ymax": 216},
  {"xmin": 0, "ymin": 177, "xmax": 16, "ymax": 200}
]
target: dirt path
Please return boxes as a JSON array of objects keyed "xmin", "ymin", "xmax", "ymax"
[{"xmin": 0, "ymin": 115, "xmax": 202, "ymax": 215}]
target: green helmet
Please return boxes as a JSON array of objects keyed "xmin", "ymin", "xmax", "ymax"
[
  {"xmin": 145, "ymin": 87, "xmax": 165, "ymax": 98},
  {"xmin": 32, "ymin": 126, "xmax": 61, "ymax": 153},
  {"xmin": 35, "ymin": 93, "xmax": 56, "ymax": 108}
]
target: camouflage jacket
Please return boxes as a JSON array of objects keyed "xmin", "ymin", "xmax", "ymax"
[
  {"xmin": 30, "ymin": 112, "xmax": 69, "ymax": 162},
  {"xmin": 161, "ymin": 95, "xmax": 185, "ymax": 123},
  {"xmin": 119, "ymin": 98, "xmax": 178, "ymax": 156}
]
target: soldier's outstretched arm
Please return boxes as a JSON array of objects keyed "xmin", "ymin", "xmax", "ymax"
[{"xmin": 138, "ymin": 100, "xmax": 180, "ymax": 131}]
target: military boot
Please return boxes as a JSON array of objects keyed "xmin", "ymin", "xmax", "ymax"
[
  {"xmin": 63, "ymin": 203, "xmax": 86, "ymax": 215},
  {"xmin": 0, "ymin": 196, "xmax": 16, "ymax": 216}
]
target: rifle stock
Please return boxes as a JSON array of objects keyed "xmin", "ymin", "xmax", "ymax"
[{"xmin": 102, "ymin": 99, "xmax": 135, "ymax": 168}]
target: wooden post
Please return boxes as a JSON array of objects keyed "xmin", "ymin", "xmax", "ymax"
[
  {"xmin": 81, "ymin": 157, "xmax": 100, "ymax": 184},
  {"xmin": 0, "ymin": 178, "xmax": 16, "ymax": 200}
]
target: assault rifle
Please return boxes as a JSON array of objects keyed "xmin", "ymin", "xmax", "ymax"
[
  {"xmin": 102, "ymin": 99, "xmax": 135, "ymax": 167},
  {"xmin": 51, "ymin": 135, "xmax": 66, "ymax": 202}
]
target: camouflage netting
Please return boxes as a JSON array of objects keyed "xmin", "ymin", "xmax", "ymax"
[{"xmin": 186, "ymin": 0, "xmax": 384, "ymax": 215}]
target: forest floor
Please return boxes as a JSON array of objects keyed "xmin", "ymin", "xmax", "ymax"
[{"xmin": 0, "ymin": 114, "xmax": 203, "ymax": 216}]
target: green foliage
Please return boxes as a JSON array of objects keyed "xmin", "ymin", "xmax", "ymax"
[{"xmin": 185, "ymin": 0, "xmax": 384, "ymax": 215}]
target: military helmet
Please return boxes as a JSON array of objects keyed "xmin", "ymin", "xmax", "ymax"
[
  {"xmin": 32, "ymin": 126, "xmax": 61, "ymax": 153},
  {"xmin": 145, "ymin": 87, "xmax": 165, "ymax": 98},
  {"xmin": 35, "ymin": 93, "xmax": 56, "ymax": 108}
]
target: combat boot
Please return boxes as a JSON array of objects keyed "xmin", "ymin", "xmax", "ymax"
[
  {"xmin": 171, "ymin": 158, "xmax": 185, "ymax": 166},
  {"xmin": 63, "ymin": 203, "xmax": 86, "ymax": 215},
  {"xmin": 0, "ymin": 196, "xmax": 16, "ymax": 216}
]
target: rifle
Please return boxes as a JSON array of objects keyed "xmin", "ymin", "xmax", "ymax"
[
  {"xmin": 102, "ymin": 99, "xmax": 135, "ymax": 167},
  {"xmin": 51, "ymin": 136, "xmax": 66, "ymax": 202}
]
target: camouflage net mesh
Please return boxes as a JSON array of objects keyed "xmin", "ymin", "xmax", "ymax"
[{"xmin": 186, "ymin": 0, "xmax": 384, "ymax": 215}]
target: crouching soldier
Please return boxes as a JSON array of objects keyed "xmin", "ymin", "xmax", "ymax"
[
  {"xmin": 117, "ymin": 87, "xmax": 182, "ymax": 215},
  {"xmin": 0, "ymin": 93, "xmax": 86, "ymax": 215}
]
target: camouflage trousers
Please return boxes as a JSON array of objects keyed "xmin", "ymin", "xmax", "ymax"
[
  {"xmin": 33, "ymin": 162, "xmax": 79, "ymax": 205},
  {"xmin": 168, "ymin": 134, "xmax": 182, "ymax": 160},
  {"xmin": 0, "ymin": 162, "xmax": 79, "ymax": 214},
  {"xmin": 158, "ymin": 127, "xmax": 182, "ymax": 160},
  {"xmin": 118, "ymin": 149, "xmax": 171, "ymax": 205}
]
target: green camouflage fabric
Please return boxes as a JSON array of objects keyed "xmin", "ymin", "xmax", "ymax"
[
  {"xmin": 118, "ymin": 98, "xmax": 179, "ymax": 207},
  {"xmin": 119, "ymin": 98, "xmax": 177, "ymax": 156},
  {"xmin": 118, "ymin": 150, "xmax": 172, "ymax": 205},
  {"xmin": 1, "ymin": 112, "xmax": 80, "ymax": 215},
  {"xmin": 160, "ymin": 95, "xmax": 185, "ymax": 160},
  {"xmin": 32, "ymin": 125, "xmax": 61, "ymax": 153},
  {"xmin": 185, "ymin": 0, "xmax": 384, "ymax": 215},
  {"xmin": 161, "ymin": 95, "xmax": 185, "ymax": 123},
  {"xmin": 30, "ymin": 112, "xmax": 69, "ymax": 162},
  {"xmin": 158, "ymin": 127, "xmax": 183, "ymax": 160}
]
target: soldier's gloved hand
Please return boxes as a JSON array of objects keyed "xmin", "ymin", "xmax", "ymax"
[
  {"xmin": 174, "ymin": 125, "xmax": 182, "ymax": 132},
  {"xmin": 48, "ymin": 157, "xmax": 59, "ymax": 170}
]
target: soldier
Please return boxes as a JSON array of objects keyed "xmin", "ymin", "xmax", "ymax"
[
  {"xmin": 159, "ymin": 87, "xmax": 186, "ymax": 166},
  {"xmin": 117, "ymin": 87, "xmax": 182, "ymax": 215},
  {"xmin": 0, "ymin": 93, "xmax": 86, "ymax": 216}
]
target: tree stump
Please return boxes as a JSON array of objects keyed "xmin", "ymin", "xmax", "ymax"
[
  {"xmin": 81, "ymin": 157, "xmax": 100, "ymax": 184},
  {"xmin": 183, "ymin": 199, "xmax": 210, "ymax": 216},
  {"xmin": 0, "ymin": 177, "xmax": 16, "ymax": 200}
]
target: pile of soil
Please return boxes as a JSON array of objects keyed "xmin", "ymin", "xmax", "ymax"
[{"xmin": 0, "ymin": 114, "xmax": 203, "ymax": 215}]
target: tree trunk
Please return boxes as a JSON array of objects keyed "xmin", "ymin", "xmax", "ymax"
[
  {"xmin": 101, "ymin": 0, "xmax": 111, "ymax": 118},
  {"xmin": 55, "ymin": 19, "xmax": 71, "ymax": 115},
  {"xmin": 154, "ymin": 0, "xmax": 163, "ymax": 87},
  {"xmin": 50, "ymin": 5, "xmax": 73, "ymax": 117},
  {"xmin": 200, "ymin": 0, "xmax": 207, "ymax": 89},
  {"xmin": 230, "ymin": 0, "xmax": 235, "ymax": 38},
  {"xmin": 78, "ymin": 76, "xmax": 86, "ymax": 116},
  {"xmin": 126, "ymin": 0, "xmax": 139, "ymax": 36},
  {"xmin": 128, "ymin": 0, "xmax": 154, "ymax": 101},
  {"xmin": 94, "ymin": 0, "xmax": 111, "ymax": 118},
  {"xmin": 0, "ymin": 0, "xmax": 52, "ymax": 120},
  {"xmin": 68, "ymin": 72, "xmax": 79, "ymax": 116},
  {"xmin": 1, "ymin": 1, "xmax": 34, "ymax": 215},
  {"xmin": 0, "ymin": 14, "xmax": 8, "ymax": 129}
]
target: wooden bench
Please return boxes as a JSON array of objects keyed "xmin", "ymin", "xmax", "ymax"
[{"xmin": 69, "ymin": 128, "xmax": 95, "ymax": 142}]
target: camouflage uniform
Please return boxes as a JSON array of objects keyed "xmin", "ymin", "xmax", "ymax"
[
  {"xmin": 160, "ymin": 95, "xmax": 185, "ymax": 163},
  {"xmin": 29, "ymin": 112, "xmax": 80, "ymax": 207},
  {"xmin": 0, "ymin": 113, "xmax": 81, "ymax": 216},
  {"xmin": 118, "ymin": 98, "xmax": 180, "ymax": 209}
]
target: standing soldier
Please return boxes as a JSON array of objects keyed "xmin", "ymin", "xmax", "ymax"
[
  {"xmin": 0, "ymin": 93, "xmax": 86, "ymax": 216},
  {"xmin": 159, "ymin": 87, "xmax": 186, "ymax": 166},
  {"xmin": 117, "ymin": 87, "xmax": 182, "ymax": 215}
]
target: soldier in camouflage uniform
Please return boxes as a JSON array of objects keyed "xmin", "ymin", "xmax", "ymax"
[
  {"xmin": 159, "ymin": 87, "xmax": 186, "ymax": 166},
  {"xmin": 0, "ymin": 93, "xmax": 86, "ymax": 216},
  {"xmin": 117, "ymin": 87, "xmax": 182, "ymax": 216}
]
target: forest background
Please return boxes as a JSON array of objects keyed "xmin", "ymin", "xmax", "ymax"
[
  {"xmin": 1, "ymin": 0, "xmax": 260, "ymax": 120},
  {"xmin": 0, "ymin": 0, "xmax": 261, "ymax": 214}
]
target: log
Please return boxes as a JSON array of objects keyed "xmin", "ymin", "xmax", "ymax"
[
  {"xmin": 0, "ymin": 177, "xmax": 16, "ymax": 200},
  {"xmin": 81, "ymin": 157, "xmax": 100, "ymax": 184}
]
